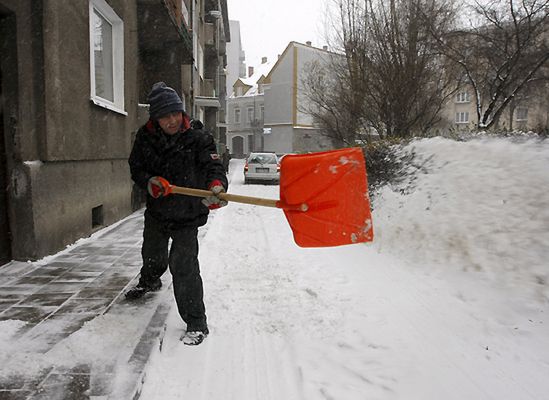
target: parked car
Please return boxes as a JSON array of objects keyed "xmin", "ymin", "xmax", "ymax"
[{"xmin": 244, "ymin": 152, "xmax": 280, "ymax": 184}]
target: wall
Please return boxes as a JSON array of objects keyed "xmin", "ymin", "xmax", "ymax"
[{"xmin": 0, "ymin": 0, "xmax": 141, "ymax": 260}]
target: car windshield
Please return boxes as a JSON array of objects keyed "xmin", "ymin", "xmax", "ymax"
[{"xmin": 248, "ymin": 154, "xmax": 277, "ymax": 164}]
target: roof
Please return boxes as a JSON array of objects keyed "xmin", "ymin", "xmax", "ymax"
[{"xmin": 231, "ymin": 60, "xmax": 275, "ymax": 97}]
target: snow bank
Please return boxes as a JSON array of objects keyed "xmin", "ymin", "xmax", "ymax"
[{"xmin": 373, "ymin": 137, "xmax": 549, "ymax": 301}]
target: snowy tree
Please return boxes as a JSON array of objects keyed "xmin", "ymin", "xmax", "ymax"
[
  {"xmin": 302, "ymin": 0, "xmax": 460, "ymax": 141},
  {"xmin": 429, "ymin": 0, "xmax": 549, "ymax": 129}
]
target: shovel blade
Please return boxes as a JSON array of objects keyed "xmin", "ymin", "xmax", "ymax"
[{"xmin": 280, "ymin": 148, "xmax": 374, "ymax": 248}]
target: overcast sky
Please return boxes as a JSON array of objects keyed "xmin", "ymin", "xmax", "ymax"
[{"xmin": 227, "ymin": 0, "xmax": 331, "ymax": 68}]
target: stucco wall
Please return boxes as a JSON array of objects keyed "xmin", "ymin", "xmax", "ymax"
[
  {"xmin": 264, "ymin": 51, "xmax": 293, "ymax": 125},
  {"xmin": 263, "ymin": 125, "xmax": 293, "ymax": 154},
  {"xmin": 1, "ymin": 0, "xmax": 141, "ymax": 260}
]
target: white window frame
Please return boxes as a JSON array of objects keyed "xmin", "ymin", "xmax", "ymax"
[
  {"xmin": 455, "ymin": 111, "xmax": 469, "ymax": 124},
  {"xmin": 456, "ymin": 91, "xmax": 470, "ymax": 103},
  {"xmin": 515, "ymin": 107, "xmax": 528, "ymax": 121},
  {"xmin": 89, "ymin": 0, "xmax": 126, "ymax": 115},
  {"xmin": 234, "ymin": 108, "xmax": 241, "ymax": 123}
]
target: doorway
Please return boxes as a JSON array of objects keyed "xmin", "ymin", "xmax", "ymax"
[
  {"xmin": 0, "ymin": 11, "xmax": 13, "ymax": 265},
  {"xmin": 231, "ymin": 136, "xmax": 244, "ymax": 158}
]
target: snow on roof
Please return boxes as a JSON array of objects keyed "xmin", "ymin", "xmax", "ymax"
[{"xmin": 232, "ymin": 60, "xmax": 275, "ymax": 97}]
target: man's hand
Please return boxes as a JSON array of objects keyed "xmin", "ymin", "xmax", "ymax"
[
  {"xmin": 202, "ymin": 180, "xmax": 228, "ymax": 209},
  {"xmin": 147, "ymin": 176, "xmax": 170, "ymax": 198}
]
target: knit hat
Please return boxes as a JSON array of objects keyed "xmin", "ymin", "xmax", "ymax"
[{"xmin": 147, "ymin": 82, "xmax": 184, "ymax": 119}]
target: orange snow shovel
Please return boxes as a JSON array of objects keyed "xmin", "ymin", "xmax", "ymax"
[{"xmin": 165, "ymin": 147, "xmax": 374, "ymax": 248}]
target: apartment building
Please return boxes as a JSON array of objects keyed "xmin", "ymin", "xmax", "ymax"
[
  {"xmin": 226, "ymin": 41, "xmax": 335, "ymax": 157},
  {"xmin": 226, "ymin": 58, "xmax": 274, "ymax": 157},
  {"xmin": 0, "ymin": 0, "xmax": 228, "ymax": 262}
]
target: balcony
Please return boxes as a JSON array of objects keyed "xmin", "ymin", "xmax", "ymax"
[
  {"xmin": 195, "ymin": 78, "xmax": 220, "ymax": 108},
  {"xmin": 205, "ymin": 23, "xmax": 216, "ymax": 47},
  {"xmin": 202, "ymin": 79, "xmax": 216, "ymax": 98},
  {"xmin": 137, "ymin": 0, "xmax": 193, "ymax": 63}
]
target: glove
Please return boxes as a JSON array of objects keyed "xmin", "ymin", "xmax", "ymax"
[
  {"xmin": 201, "ymin": 180, "xmax": 228, "ymax": 209},
  {"xmin": 147, "ymin": 176, "xmax": 170, "ymax": 198}
]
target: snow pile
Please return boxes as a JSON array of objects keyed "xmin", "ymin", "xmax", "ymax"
[{"xmin": 373, "ymin": 136, "xmax": 549, "ymax": 300}]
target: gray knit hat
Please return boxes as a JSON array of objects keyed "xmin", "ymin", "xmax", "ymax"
[{"xmin": 147, "ymin": 82, "xmax": 184, "ymax": 119}]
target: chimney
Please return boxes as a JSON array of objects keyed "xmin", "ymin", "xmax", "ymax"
[
  {"xmin": 261, "ymin": 56, "xmax": 268, "ymax": 64},
  {"xmin": 323, "ymin": 45, "xmax": 328, "ymax": 51},
  {"xmin": 306, "ymin": 41, "xmax": 312, "ymax": 46},
  {"xmin": 248, "ymin": 66, "xmax": 254, "ymax": 77}
]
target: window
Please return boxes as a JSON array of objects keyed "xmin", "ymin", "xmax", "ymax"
[
  {"xmin": 515, "ymin": 107, "xmax": 528, "ymax": 121},
  {"xmin": 455, "ymin": 111, "xmax": 469, "ymax": 124},
  {"xmin": 259, "ymin": 105, "xmax": 264, "ymax": 120},
  {"xmin": 89, "ymin": 0, "xmax": 125, "ymax": 114},
  {"xmin": 247, "ymin": 107, "xmax": 254, "ymax": 122},
  {"xmin": 234, "ymin": 108, "xmax": 240, "ymax": 123},
  {"xmin": 456, "ymin": 91, "xmax": 470, "ymax": 103}
]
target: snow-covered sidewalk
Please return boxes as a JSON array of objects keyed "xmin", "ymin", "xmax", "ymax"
[
  {"xmin": 140, "ymin": 139, "xmax": 549, "ymax": 400},
  {"xmin": 0, "ymin": 210, "xmax": 173, "ymax": 399}
]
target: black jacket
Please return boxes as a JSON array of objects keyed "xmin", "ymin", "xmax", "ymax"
[{"xmin": 129, "ymin": 119, "xmax": 228, "ymax": 228}]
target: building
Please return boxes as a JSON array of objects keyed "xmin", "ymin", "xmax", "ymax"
[
  {"xmin": 226, "ymin": 41, "xmax": 335, "ymax": 157},
  {"xmin": 227, "ymin": 58, "xmax": 274, "ymax": 157},
  {"xmin": 226, "ymin": 20, "xmax": 246, "ymax": 98},
  {"xmin": 437, "ymin": 82, "xmax": 549, "ymax": 133},
  {"xmin": 192, "ymin": 0, "xmax": 230, "ymax": 144},
  {"xmin": 262, "ymin": 41, "xmax": 335, "ymax": 154},
  {"xmin": 0, "ymin": 0, "xmax": 229, "ymax": 263}
]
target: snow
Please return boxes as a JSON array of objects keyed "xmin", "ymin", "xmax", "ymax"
[
  {"xmin": 139, "ymin": 136, "xmax": 549, "ymax": 399},
  {"xmin": 1, "ymin": 136, "xmax": 547, "ymax": 399}
]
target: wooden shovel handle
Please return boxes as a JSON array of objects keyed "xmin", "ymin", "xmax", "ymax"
[{"xmin": 168, "ymin": 185, "xmax": 279, "ymax": 208}]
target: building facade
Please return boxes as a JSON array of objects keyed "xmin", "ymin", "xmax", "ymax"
[
  {"xmin": 226, "ymin": 20, "xmax": 246, "ymax": 100},
  {"xmin": 437, "ymin": 83, "xmax": 549, "ymax": 133},
  {"xmin": 226, "ymin": 42, "xmax": 335, "ymax": 157},
  {"xmin": 0, "ymin": 0, "xmax": 229, "ymax": 263},
  {"xmin": 226, "ymin": 58, "xmax": 273, "ymax": 157}
]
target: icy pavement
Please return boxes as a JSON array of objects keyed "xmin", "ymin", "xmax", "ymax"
[{"xmin": 0, "ymin": 210, "xmax": 176, "ymax": 399}]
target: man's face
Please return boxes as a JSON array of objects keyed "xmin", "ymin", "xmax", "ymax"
[{"xmin": 157, "ymin": 112, "xmax": 183, "ymax": 135}]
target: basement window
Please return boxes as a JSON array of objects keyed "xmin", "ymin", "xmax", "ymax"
[
  {"xmin": 92, "ymin": 205, "xmax": 104, "ymax": 229},
  {"xmin": 89, "ymin": 0, "xmax": 126, "ymax": 115}
]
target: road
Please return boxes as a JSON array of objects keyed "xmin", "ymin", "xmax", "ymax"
[{"xmin": 139, "ymin": 159, "xmax": 549, "ymax": 400}]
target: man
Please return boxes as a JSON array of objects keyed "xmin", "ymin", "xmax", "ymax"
[{"xmin": 126, "ymin": 82, "xmax": 228, "ymax": 346}]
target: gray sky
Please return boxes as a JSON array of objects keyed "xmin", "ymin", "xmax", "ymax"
[{"xmin": 227, "ymin": 0, "xmax": 331, "ymax": 69}]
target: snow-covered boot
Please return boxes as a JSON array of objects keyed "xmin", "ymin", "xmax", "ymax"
[
  {"xmin": 180, "ymin": 328, "xmax": 209, "ymax": 346},
  {"xmin": 125, "ymin": 279, "xmax": 162, "ymax": 299}
]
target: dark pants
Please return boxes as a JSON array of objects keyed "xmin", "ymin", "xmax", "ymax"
[{"xmin": 139, "ymin": 211, "xmax": 207, "ymax": 332}]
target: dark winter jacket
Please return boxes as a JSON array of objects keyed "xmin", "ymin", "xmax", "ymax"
[{"xmin": 129, "ymin": 118, "xmax": 228, "ymax": 228}]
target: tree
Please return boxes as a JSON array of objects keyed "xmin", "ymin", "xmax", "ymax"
[
  {"xmin": 429, "ymin": 0, "xmax": 549, "ymax": 129},
  {"xmin": 301, "ymin": 0, "xmax": 460, "ymax": 142}
]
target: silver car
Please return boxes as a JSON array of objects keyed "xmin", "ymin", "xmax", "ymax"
[{"xmin": 244, "ymin": 152, "xmax": 280, "ymax": 184}]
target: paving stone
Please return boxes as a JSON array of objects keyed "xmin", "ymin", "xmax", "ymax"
[
  {"xmin": 0, "ymin": 301, "xmax": 22, "ymax": 313},
  {"xmin": 31, "ymin": 373, "xmax": 90, "ymax": 400},
  {"xmin": 23, "ymin": 294, "xmax": 75, "ymax": 308},
  {"xmin": 0, "ymin": 286, "xmax": 38, "ymax": 295},
  {"xmin": 0, "ymin": 307, "xmax": 58, "ymax": 324},
  {"xmin": 55, "ymin": 298, "xmax": 112, "ymax": 314},
  {"xmin": 72, "ymin": 288, "xmax": 121, "ymax": 299},
  {"xmin": 24, "ymin": 268, "xmax": 74, "ymax": 278},
  {"xmin": 34, "ymin": 283, "xmax": 86, "ymax": 295},
  {"xmin": 10, "ymin": 277, "xmax": 56, "ymax": 286},
  {"xmin": 0, "ymin": 389, "xmax": 33, "ymax": 399}
]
